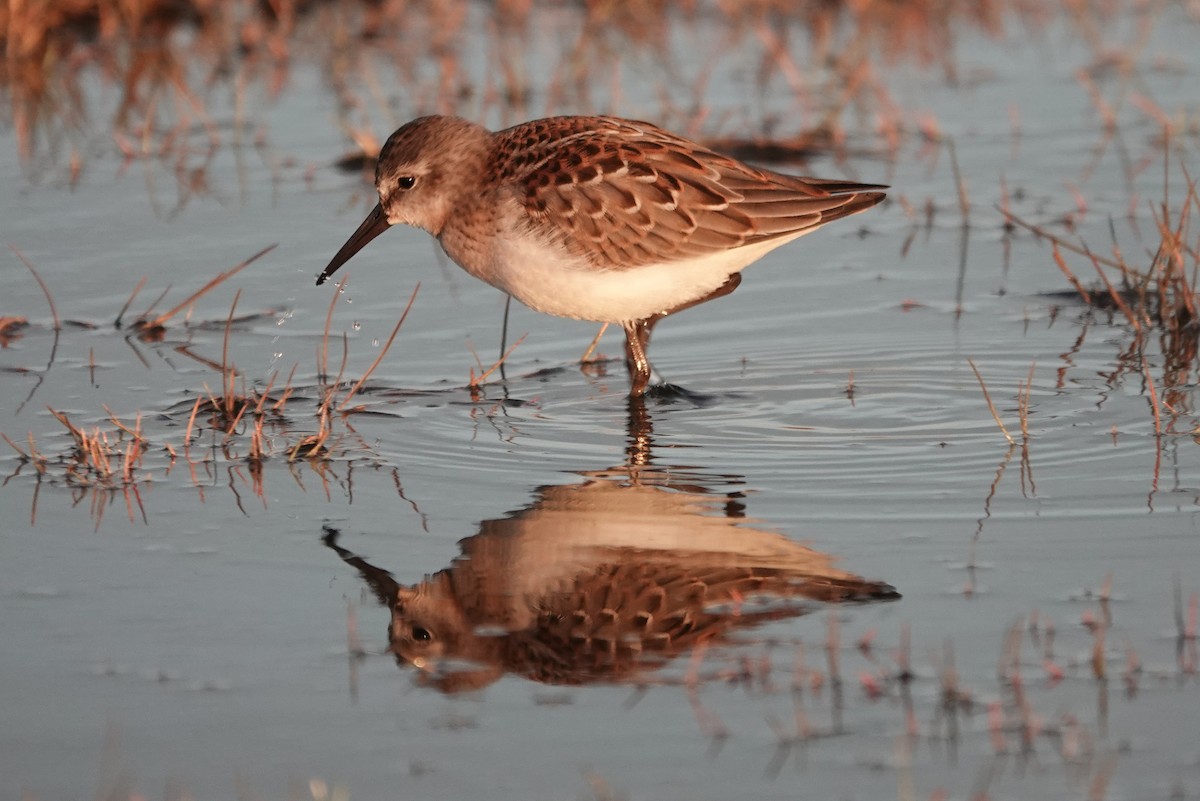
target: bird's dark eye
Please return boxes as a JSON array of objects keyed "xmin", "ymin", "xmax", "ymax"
[
  {"xmin": 398, "ymin": 176, "xmax": 416, "ymax": 190},
  {"xmin": 411, "ymin": 626, "xmax": 431, "ymax": 641}
]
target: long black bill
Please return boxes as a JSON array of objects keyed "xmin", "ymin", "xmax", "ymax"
[{"xmin": 315, "ymin": 203, "xmax": 392, "ymax": 286}]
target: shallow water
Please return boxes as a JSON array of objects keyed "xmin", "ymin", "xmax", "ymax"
[{"xmin": 3, "ymin": 3, "xmax": 1200, "ymax": 800}]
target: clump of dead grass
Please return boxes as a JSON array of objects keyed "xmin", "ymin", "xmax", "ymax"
[
  {"xmin": 0, "ymin": 245, "xmax": 420, "ymax": 526},
  {"xmin": 1006, "ymin": 162, "xmax": 1200, "ymax": 427},
  {"xmin": 287, "ymin": 280, "xmax": 418, "ymax": 460},
  {"xmin": 2, "ymin": 406, "xmax": 163, "ymax": 529}
]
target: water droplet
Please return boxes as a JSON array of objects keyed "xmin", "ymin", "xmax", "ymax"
[
  {"xmin": 352, "ymin": 321, "xmax": 361, "ymax": 331},
  {"xmin": 273, "ymin": 352, "xmax": 284, "ymax": 359},
  {"xmin": 372, "ymin": 338, "xmax": 379, "ymax": 347}
]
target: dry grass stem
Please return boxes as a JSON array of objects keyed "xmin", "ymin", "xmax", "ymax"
[
  {"xmin": 221, "ymin": 288, "xmax": 243, "ymax": 416},
  {"xmin": 339, "ymin": 283, "xmax": 420, "ymax": 411},
  {"xmin": 184, "ymin": 396, "xmax": 202, "ymax": 445},
  {"xmin": 9, "ymin": 244, "xmax": 60, "ymax": 330},
  {"xmin": 146, "ymin": 244, "xmax": 276, "ymax": 330},
  {"xmin": 1052, "ymin": 243, "xmax": 1092, "ymax": 305},
  {"xmin": 1002, "ymin": 210, "xmax": 1124, "ymax": 270},
  {"xmin": 1084, "ymin": 246, "xmax": 1141, "ymax": 330},
  {"xmin": 580, "ymin": 323, "xmax": 609, "ymax": 363},
  {"xmin": 967, "ymin": 358, "xmax": 1015, "ymax": 445},
  {"xmin": 115, "ymin": 276, "xmax": 148, "ymax": 328},
  {"xmin": 272, "ymin": 364, "xmax": 299, "ymax": 413},
  {"xmin": 319, "ymin": 276, "xmax": 347, "ymax": 382},
  {"xmin": 470, "ymin": 333, "xmax": 528, "ymax": 389}
]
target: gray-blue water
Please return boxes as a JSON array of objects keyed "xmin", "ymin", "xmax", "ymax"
[{"xmin": 3, "ymin": 4, "xmax": 1199, "ymax": 799}]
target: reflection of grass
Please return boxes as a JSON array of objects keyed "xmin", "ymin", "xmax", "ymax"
[{"xmin": 1, "ymin": 0, "xmax": 1136, "ymax": 183}]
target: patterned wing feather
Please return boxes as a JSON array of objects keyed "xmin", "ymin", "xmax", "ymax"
[{"xmin": 499, "ymin": 116, "xmax": 885, "ymax": 270}]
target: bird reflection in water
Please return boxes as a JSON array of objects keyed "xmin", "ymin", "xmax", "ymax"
[{"xmin": 324, "ymin": 400, "xmax": 898, "ymax": 693}]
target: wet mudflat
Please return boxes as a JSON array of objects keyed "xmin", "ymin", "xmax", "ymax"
[{"xmin": 2, "ymin": 3, "xmax": 1199, "ymax": 799}]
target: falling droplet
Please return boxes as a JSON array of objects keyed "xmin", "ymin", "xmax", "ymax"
[{"xmin": 372, "ymin": 338, "xmax": 379, "ymax": 347}]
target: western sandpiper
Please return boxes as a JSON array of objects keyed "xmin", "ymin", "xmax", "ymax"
[{"xmin": 318, "ymin": 115, "xmax": 885, "ymax": 396}]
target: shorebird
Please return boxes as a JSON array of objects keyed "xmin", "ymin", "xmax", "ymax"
[{"xmin": 318, "ymin": 115, "xmax": 886, "ymax": 396}]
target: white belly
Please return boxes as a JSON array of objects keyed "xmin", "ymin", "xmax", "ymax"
[{"xmin": 480, "ymin": 229, "xmax": 813, "ymax": 323}]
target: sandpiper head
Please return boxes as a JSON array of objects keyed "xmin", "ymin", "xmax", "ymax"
[
  {"xmin": 376, "ymin": 116, "xmax": 490, "ymax": 230},
  {"xmin": 316, "ymin": 115, "xmax": 490, "ymax": 286}
]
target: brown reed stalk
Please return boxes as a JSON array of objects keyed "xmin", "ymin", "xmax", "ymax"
[
  {"xmin": 254, "ymin": 371, "xmax": 279, "ymax": 417},
  {"xmin": 469, "ymin": 334, "xmax": 527, "ymax": 389},
  {"xmin": 138, "ymin": 284, "xmax": 173, "ymax": 324},
  {"xmin": 9, "ymin": 245, "xmax": 60, "ymax": 330},
  {"xmin": 1052, "ymin": 243, "xmax": 1092, "ymax": 305},
  {"xmin": 1084, "ymin": 246, "xmax": 1140, "ymax": 330},
  {"xmin": 967, "ymin": 358, "xmax": 1015, "ymax": 445},
  {"xmin": 1001, "ymin": 210, "xmax": 1125, "ymax": 270},
  {"xmin": 318, "ymin": 275, "xmax": 347, "ymax": 382},
  {"xmin": 101, "ymin": 405, "xmax": 146, "ymax": 445},
  {"xmin": 272, "ymin": 364, "xmax": 298, "ymax": 413},
  {"xmin": 147, "ymin": 243, "xmax": 276, "ymax": 329},
  {"xmin": 2, "ymin": 432, "xmax": 32, "ymax": 460},
  {"xmin": 183, "ymin": 396, "xmax": 202, "ymax": 445},
  {"xmin": 222, "ymin": 394, "xmax": 249, "ymax": 438},
  {"xmin": 221, "ymin": 289, "xmax": 242, "ymax": 415},
  {"xmin": 47, "ymin": 407, "xmax": 85, "ymax": 449},
  {"xmin": 115, "ymin": 276, "xmax": 147, "ymax": 328},
  {"xmin": 579, "ymin": 322, "xmax": 609, "ymax": 363},
  {"xmin": 338, "ymin": 283, "xmax": 419, "ymax": 411}
]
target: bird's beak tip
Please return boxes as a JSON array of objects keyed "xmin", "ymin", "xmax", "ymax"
[{"xmin": 316, "ymin": 203, "xmax": 390, "ymax": 289}]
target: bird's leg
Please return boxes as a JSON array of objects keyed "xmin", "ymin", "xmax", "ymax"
[
  {"xmin": 621, "ymin": 274, "xmax": 745, "ymax": 397},
  {"xmin": 622, "ymin": 319, "xmax": 656, "ymax": 397}
]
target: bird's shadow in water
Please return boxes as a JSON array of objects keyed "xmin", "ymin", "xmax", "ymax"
[{"xmin": 323, "ymin": 397, "xmax": 898, "ymax": 694}]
